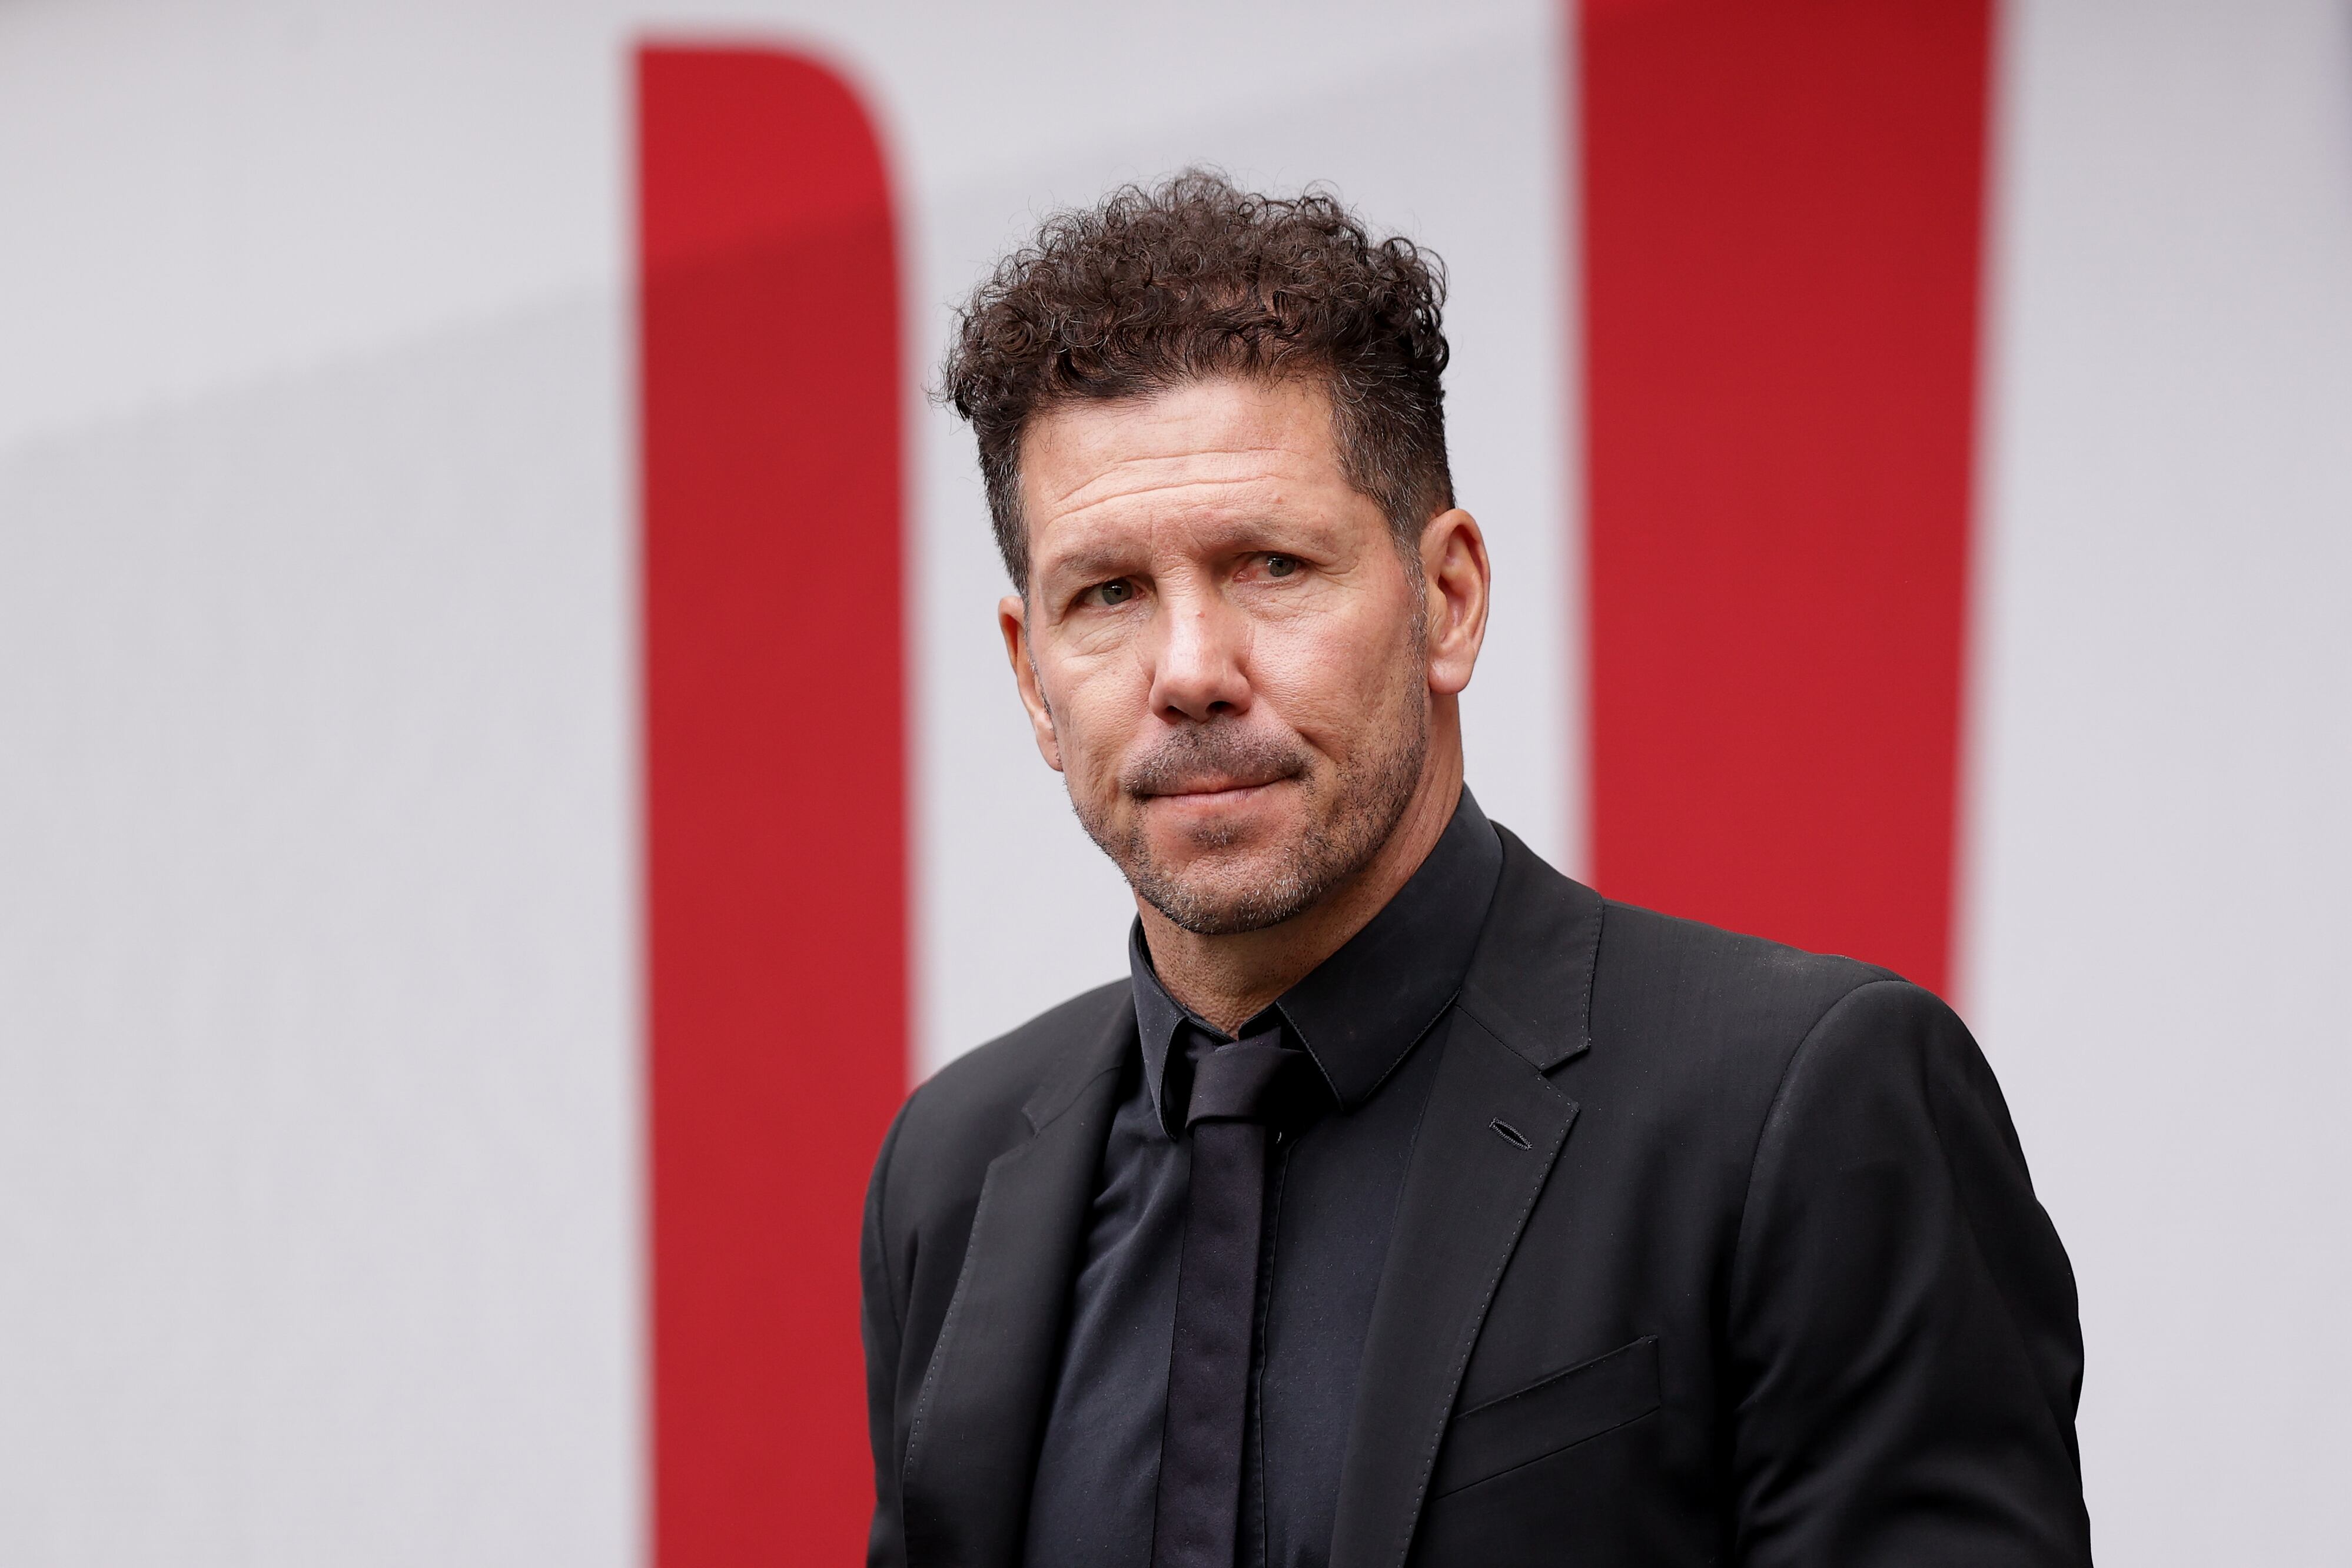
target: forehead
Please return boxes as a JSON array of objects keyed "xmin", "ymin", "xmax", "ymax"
[{"xmin": 1017, "ymin": 377, "xmax": 1355, "ymax": 558}]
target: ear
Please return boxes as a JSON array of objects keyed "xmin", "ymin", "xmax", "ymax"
[
  {"xmin": 1000, "ymin": 594, "xmax": 1065, "ymax": 772},
  {"xmin": 1420, "ymin": 509, "xmax": 1490, "ymax": 696}
]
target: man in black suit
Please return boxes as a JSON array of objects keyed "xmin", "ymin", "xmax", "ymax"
[{"xmin": 863, "ymin": 171, "xmax": 2090, "ymax": 1567}]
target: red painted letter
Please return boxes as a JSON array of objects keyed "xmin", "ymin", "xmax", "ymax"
[
  {"xmin": 639, "ymin": 46, "xmax": 905, "ymax": 1563},
  {"xmin": 1580, "ymin": 0, "xmax": 1994, "ymax": 994}
]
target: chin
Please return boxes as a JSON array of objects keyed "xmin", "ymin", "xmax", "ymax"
[
  {"xmin": 1072, "ymin": 751, "xmax": 1415, "ymax": 938},
  {"xmin": 1157, "ymin": 813, "xmax": 1280, "ymax": 862},
  {"xmin": 1129, "ymin": 833, "xmax": 1334, "ymax": 937},
  {"xmin": 1153, "ymin": 830, "xmax": 1287, "ymax": 885}
]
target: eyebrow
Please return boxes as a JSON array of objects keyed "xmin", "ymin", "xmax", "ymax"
[
  {"xmin": 1036, "ymin": 512, "xmax": 1351, "ymax": 586},
  {"xmin": 1037, "ymin": 544, "xmax": 1144, "ymax": 587}
]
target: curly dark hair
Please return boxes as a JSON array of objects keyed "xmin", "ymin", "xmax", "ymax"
[{"xmin": 940, "ymin": 170, "xmax": 1454, "ymax": 587}]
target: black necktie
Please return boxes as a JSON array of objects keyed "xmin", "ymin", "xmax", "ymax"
[{"xmin": 1152, "ymin": 1026, "xmax": 1304, "ymax": 1568}]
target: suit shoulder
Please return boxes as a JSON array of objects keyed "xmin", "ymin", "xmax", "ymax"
[
  {"xmin": 915, "ymin": 977, "xmax": 1130, "ymax": 1113},
  {"xmin": 1602, "ymin": 898, "xmax": 1897, "ymax": 1000},
  {"xmin": 885, "ymin": 978, "xmax": 1131, "ymax": 1192},
  {"xmin": 1587, "ymin": 898, "xmax": 1909, "ymax": 1088}
]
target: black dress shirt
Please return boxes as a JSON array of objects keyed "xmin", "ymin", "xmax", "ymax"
[{"xmin": 1022, "ymin": 791, "xmax": 1505, "ymax": 1568}]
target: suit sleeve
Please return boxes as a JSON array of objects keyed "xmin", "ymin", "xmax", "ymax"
[
  {"xmin": 1725, "ymin": 979, "xmax": 2092, "ymax": 1566},
  {"xmin": 862, "ymin": 1099, "xmax": 915, "ymax": 1568}
]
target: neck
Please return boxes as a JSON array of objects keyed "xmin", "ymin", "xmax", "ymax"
[{"xmin": 1139, "ymin": 730, "xmax": 1464, "ymax": 1036}]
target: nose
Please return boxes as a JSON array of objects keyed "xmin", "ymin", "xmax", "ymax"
[{"xmin": 1145, "ymin": 588, "xmax": 1252, "ymax": 723}]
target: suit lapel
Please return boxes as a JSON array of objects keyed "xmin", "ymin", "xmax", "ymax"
[
  {"xmin": 1328, "ymin": 829, "xmax": 1606, "ymax": 1568},
  {"xmin": 902, "ymin": 1007, "xmax": 1132, "ymax": 1568}
]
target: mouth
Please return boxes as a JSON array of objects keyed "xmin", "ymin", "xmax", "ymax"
[{"xmin": 1136, "ymin": 775, "xmax": 1291, "ymax": 808}]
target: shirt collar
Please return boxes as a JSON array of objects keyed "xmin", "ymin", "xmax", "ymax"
[{"xmin": 1128, "ymin": 788, "xmax": 1505, "ymax": 1137}]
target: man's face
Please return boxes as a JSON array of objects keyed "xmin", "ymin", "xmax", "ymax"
[{"xmin": 1001, "ymin": 376, "xmax": 1436, "ymax": 935}]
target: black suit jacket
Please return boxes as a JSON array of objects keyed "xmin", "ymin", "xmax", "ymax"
[{"xmin": 862, "ymin": 828, "xmax": 2091, "ymax": 1566}]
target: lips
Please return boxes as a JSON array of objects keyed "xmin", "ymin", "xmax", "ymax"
[
  {"xmin": 1119, "ymin": 723, "xmax": 1310, "ymax": 801},
  {"xmin": 1144, "ymin": 775, "xmax": 1285, "ymax": 799}
]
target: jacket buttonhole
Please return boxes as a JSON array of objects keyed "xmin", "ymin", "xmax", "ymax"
[{"xmin": 1489, "ymin": 1118, "xmax": 1532, "ymax": 1150}]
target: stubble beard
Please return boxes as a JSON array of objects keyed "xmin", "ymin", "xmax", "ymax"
[{"xmin": 1070, "ymin": 659, "xmax": 1432, "ymax": 939}]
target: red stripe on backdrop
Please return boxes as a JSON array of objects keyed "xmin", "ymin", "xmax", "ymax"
[
  {"xmin": 638, "ymin": 47, "xmax": 904, "ymax": 1565},
  {"xmin": 1578, "ymin": 0, "xmax": 1993, "ymax": 995}
]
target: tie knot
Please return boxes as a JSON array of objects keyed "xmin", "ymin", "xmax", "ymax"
[{"xmin": 1184, "ymin": 1029, "xmax": 1310, "ymax": 1130}]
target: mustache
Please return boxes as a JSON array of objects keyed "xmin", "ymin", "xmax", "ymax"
[{"xmin": 1120, "ymin": 722, "xmax": 1310, "ymax": 798}]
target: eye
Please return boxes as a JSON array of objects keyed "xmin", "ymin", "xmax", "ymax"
[
  {"xmin": 1083, "ymin": 579, "xmax": 1137, "ymax": 608},
  {"xmin": 1263, "ymin": 554, "xmax": 1300, "ymax": 579}
]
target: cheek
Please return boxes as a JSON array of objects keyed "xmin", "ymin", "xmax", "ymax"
[
  {"xmin": 1250, "ymin": 600, "xmax": 1421, "ymax": 752},
  {"xmin": 1039, "ymin": 648, "xmax": 1150, "ymax": 777}
]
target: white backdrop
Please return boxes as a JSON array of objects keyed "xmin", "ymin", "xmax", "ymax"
[
  {"xmin": 1, "ymin": 1, "xmax": 2346, "ymax": 1562},
  {"xmin": 1966, "ymin": 1, "xmax": 2352, "ymax": 1554}
]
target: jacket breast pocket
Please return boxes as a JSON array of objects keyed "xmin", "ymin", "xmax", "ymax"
[{"xmin": 1429, "ymin": 1336, "xmax": 1660, "ymax": 1499}]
